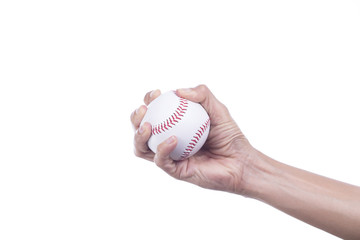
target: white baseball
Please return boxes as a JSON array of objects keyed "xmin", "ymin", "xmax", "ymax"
[{"xmin": 141, "ymin": 91, "xmax": 210, "ymax": 161}]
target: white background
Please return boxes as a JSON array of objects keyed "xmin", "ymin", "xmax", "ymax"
[{"xmin": 1, "ymin": 0, "xmax": 359, "ymax": 239}]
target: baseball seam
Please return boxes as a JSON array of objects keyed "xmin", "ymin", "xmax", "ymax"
[
  {"xmin": 151, "ymin": 94, "xmax": 189, "ymax": 135},
  {"xmin": 180, "ymin": 118, "xmax": 210, "ymax": 160}
]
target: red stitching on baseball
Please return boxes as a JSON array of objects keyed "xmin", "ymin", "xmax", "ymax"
[
  {"xmin": 180, "ymin": 118, "xmax": 210, "ymax": 160},
  {"xmin": 151, "ymin": 95, "xmax": 189, "ymax": 135}
]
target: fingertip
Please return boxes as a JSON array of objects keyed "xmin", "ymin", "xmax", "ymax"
[
  {"xmin": 142, "ymin": 121, "xmax": 152, "ymax": 129},
  {"xmin": 166, "ymin": 135, "xmax": 177, "ymax": 145},
  {"xmin": 157, "ymin": 136, "xmax": 177, "ymax": 153},
  {"xmin": 177, "ymin": 86, "xmax": 194, "ymax": 93},
  {"xmin": 176, "ymin": 88, "xmax": 193, "ymax": 94},
  {"xmin": 150, "ymin": 89, "xmax": 161, "ymax": 99},
  {"xmin": 144, "ymin": 89, "xmax": 161, "ymax": 105},
  {"xmin": 136, "ymin": 105, "xmax": 147, "ymax": 122},
  {"xmin": 139, "ymin": 122, "xmax": 151, "ymax": 135},
  {"xmin": 136, "ymin": 104, "xmax": 147, "ymax": 115},
  {"xmin": 154, "ymin": 136, "xmax": 177, "ymax": 164},
  {"xmin": 176, "ymin": 88, "xmax": 196, "ymax": 102},
  {"xmin": 131, "ymin": 105, "xmax": 148, "ymax": 130}
]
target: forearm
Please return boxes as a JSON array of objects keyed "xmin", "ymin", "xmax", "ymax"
[{"xmin": 242, "ymin": 149, "xmax": 360, "ymax": 240}]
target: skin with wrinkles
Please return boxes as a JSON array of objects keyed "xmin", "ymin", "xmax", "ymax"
[
  {"xmin": 130, "ymin": 85, "xmax": 360, "ymax": 240},
  {"xmin": 131, "ymin": 85, "xmax": 251, "ymax": 194}
]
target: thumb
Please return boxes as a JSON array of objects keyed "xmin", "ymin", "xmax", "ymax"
[{"xmin": 154, "ymin": 136, "xmax": 178, "ymax": 176}]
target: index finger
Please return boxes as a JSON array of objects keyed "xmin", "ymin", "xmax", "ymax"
[{"xmin": 176, "ymin": 85, "xmax": 230, "ymax": 123}]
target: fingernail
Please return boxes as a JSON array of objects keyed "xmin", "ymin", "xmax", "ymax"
[
  {"xmin": 166, "ymin": 136, "xmax": 176, "ymax": 144},
  {"xmin": 150, "ymin": 89, "xmax": 159, "ymax": 98},
  {"xmin": 138, "ymin": 125, "xmax": 144, "ymax": 134},
  {"xmin": 178, "ymin": 88, "xmax": 192, "ymax": 93}
]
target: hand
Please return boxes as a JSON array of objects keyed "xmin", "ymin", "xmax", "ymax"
[
  {"xmin": 130, "ymin": 85, "xmax": 255, "ymax": 194},
  {"xmin": 131, "ymin": 85, "xmax": 360, "ymax": 239}
]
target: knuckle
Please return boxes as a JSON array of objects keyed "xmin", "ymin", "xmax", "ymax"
[
  {"xmin": 134, "ymin": 148, "xmax": 144, "ymax": 158},
  {"xmin": 197, "ymin": 84, "xmax": 209, "ymax": 93},
  {"xmin": 153, "ymin": 157, "xmax": 161, "ymax": 167},
  {"xmin": 133, "ymin": 148, "xmax": 142, "ymax": 157},
  {"xmin": 220, "ymin": 102, "xmax": 229, "ymax": 112},
  {"xmin": 155, "ymin": 144, "xmax": 162, "ymax": 159}
]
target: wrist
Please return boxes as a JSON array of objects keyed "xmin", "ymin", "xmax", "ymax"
[{"xmin": 236, "ymin": 147, "xmax": 277, "ymax": 199}]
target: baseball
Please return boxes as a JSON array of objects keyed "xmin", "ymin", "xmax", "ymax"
[{"xmin": 141, "ymin": 91, "xmax": 210, "ymax": 160}]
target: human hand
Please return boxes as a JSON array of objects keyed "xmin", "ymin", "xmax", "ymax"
[
  {"xmin": 131, "ymin": 85, "xmax": 360, "ymax": 239},
  {"xmin": 130, "ymin": 85, "xmax": 255, "ymax": 194}
]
